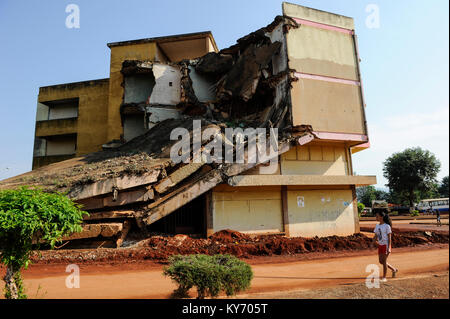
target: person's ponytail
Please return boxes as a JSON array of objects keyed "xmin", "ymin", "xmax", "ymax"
[{"xmin": 383, "ymin": 213, "xmax": 392, "ymax": 228}]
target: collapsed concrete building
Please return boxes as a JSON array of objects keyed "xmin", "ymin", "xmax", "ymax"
[{"xmin": 0, "ymin": 3, "xmax": 376, "ymax": 248}]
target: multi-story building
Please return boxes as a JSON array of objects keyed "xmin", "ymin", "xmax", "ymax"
[{"xmin": 2, "ymin": 2, "xmax": 378, "ymax": 242}]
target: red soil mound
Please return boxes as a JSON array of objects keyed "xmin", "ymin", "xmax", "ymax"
[
  {"xmin": 209, "ymin": 229, "xmax": 252, "ymax": 243},
  {"xmin": 30, "ymin": 231, "xmax": 448, "ymax": 265}
]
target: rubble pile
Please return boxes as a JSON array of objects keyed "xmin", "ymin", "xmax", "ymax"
[{"xmin": 30, "ymin": 230, "xmax": 449, "ymax": 264}]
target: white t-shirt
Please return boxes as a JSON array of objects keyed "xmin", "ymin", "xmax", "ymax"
[{"xmin": 374, "ymin": 223, "xmax": 392, "ymax": 246}]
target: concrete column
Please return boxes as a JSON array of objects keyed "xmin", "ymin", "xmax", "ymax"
[
  {"xmin": 205, "ymin": 190, "xmax": 214, "ymax": 237},
  {"xmin": 281, "ymin": 185, "xmax": 290, "ymax": 237},
  {"xmin": 351, "ymin": 185, "xmax": 360, "ymax": 233}
]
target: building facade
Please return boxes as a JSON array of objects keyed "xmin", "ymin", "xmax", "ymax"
[{"xmin": 15, "ymin": 2, "xmax": 378, "ymax": 241}]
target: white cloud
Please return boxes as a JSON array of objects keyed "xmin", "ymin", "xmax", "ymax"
[{"xmin": 353, "ymin": 106, "xmax": 449, "ymax": 188}]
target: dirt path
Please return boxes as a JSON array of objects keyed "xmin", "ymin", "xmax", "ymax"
[
  {"xmin": 360, "ymin": 220, "xmax": 449, "ymax": 233},
  {"xmin": 236, "ymin": 272, "xmax": 449, "ymax": 299},
  {"xmin": 2, "ymin": 245, "xmax": 448, "ymax": 299}
]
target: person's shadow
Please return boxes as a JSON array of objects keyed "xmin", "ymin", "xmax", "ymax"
[{"xmin": 254, "ymin": 275, "xmax": 368, "ymax": 280}]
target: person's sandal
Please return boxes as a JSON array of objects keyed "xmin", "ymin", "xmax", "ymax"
[{"xmin": 392, "ymin": 269, "xmax": 399, "ymax": 278}]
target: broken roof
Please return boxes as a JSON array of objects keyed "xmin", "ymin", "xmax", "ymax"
[
  {"xmin": 39, "ymin": 78, "xmax": 109, "ymax": 91},
  {"xmin": 107, "ymin": 31, "xmax": 219, "ymax": 52}
]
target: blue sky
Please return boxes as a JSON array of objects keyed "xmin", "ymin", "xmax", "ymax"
[{"xmin": 0, "ymin": 0, "xmax": 448, "ymax": 188}]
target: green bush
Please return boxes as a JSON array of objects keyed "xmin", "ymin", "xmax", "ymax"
[
  {"xmin": 390, "ymin": 211, "xmax": 399, "ymax": 216},
  {"xmin": 357, "ymin": 203, "xmax": 365, "ymax": 217},
  {"xmin": 0, "ymin": 187, "xmax": 87, "ymax": 299},
  {"xmin": 163, "ymin": 254, "xmax": 253, "ymax": 299},
  {"xmin": 410, "ymin": 210, "xmax": 420, "ymax": 217}
]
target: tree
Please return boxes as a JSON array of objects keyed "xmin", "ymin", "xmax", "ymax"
[
  {"xmin": 383, "ymin": 147, "xmax": 441, "ymax": 209},
  {"xmin": 420, "ymin": 182, "xmax": 440, "ymax": 199},
  {"xmin": 356, "ymin": 186, "xmax": 390, "ymax": 207},
  {"xmin": 356, "ymin": 186, "xmax": 376, "ymax": 207},
  {"xmin": 439, "ymin": 176, "xmax": 449, "ymax": 198},
  {"xmin": 0, "ymin": 187, "xmax": 87, "ymax": 299}
]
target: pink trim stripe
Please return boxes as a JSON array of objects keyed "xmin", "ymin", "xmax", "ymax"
[
  {"xmin": 313, "ymin": 131, "xmax": 368, "ymax": 142},
  {"xmin": 295, "ymin": 72, "xmax": 360, "ymax": 86},
  {"xmin": 292, "ymin": 17, "xmax": 354, "ymax": 35},
  {"xmin": 353, "ymin": 142, "xmax": 371, "ymax": 149}
]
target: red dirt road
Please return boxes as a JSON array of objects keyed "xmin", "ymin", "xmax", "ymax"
[
  {"xmin": 359, "ymin": 219, "xmax": 449, "ymax": 233},
  {"xmin": 2, "ymin": 245, "xmax": 448, "ymax": 299}
]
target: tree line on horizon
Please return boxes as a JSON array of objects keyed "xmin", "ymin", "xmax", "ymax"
[{"xmin": 357, "ymin": 147, "xmax": 448, "ymax": 209}]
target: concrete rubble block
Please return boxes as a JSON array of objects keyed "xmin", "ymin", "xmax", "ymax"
[
  {"xmin": 70, "ymin": 169, "xmax": 161, "ymax": 200},
  {"xmin": 63, "ymin": 223, "xmax": 124, "ymax": 240},
  {"xmin": 83, "ymin": 210, "xmax": 135, "ymax": 221},
  {"xmin": 77, "ymin": 188, "xmax": 154, "ymax": 211},
  {"xmin": 154, "ymin": 162, "xmax": 204, "ymax": 194}
]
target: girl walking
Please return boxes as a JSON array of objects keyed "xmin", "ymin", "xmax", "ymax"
[{"xmin": 373, "ymin": 211, "xmax": 398, "ymax": 282}]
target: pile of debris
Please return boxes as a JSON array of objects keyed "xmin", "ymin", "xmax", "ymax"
[{"xmin": 30, "ymin": 230, "xmax": 449, "ymax": 264}]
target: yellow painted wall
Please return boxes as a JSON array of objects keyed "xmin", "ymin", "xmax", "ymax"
[
  {"xmin": 286, "ymin": 188, "xmax": 356, "ymax": 237},
  {"xmin": 37, "ymin": 79, "xmax": 109, "ymax": 160},
  {"xmin": 283, "ymin": 3, "xmax": 366, "ymax": 135},
  {"xmin": 290, "ymin": 79, "xmax": 365, "ymax": 134},
  {"xmin": 286, "ymin": 25, "xmax": 358, "ymax": 80},
  {"xmin": 155, "ymin": 44, "xmax": 169, "ymax": 63},
  {"xmin": 77, "ymin": 84, "xmax": 110, "ymax": 154},
  {"xmin": 282, "ymin": 2, "xmax": 355, "ymax": 30},
  {"xmin": 212, "ymin": 185, "xmax": 283, "ymax": 234},
  {"xmin": 107, "ymin": 43, "xmax": 158, "ymax": 141},
  {"xmin": 35, "ymin": 118, "xmax": 77, "ymax": 137},
  {"xmin": 281, "ymin": 145, "xmax": 351, "ymax": 176}
]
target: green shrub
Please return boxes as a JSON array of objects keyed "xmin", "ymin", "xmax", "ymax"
[
  {"xmin": 0, "ymin": 187, "xmax": 87, "ymax": 299},
  {"xmin": 357, "ymin": 203, "xmax": 365, "ymax": 217},
  {"xmin": 390, "ymin": 211, "xmax": 399, "ymax": 216},
  {"xmin": 163, "ymin": 254, "xmax": 253, "ymax": 299},
  {"xmin": 410, "ymin": 210, "xmax": 420, "ymax": 217}
]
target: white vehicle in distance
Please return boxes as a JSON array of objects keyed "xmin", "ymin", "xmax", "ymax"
[{"xmin": 417, "ymin": 198, "xmax": 449, "ymax": 214}]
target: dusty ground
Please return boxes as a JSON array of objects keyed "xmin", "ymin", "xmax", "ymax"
[
  {"xmin": 0, "ymin": 229, "xmax": 447, "ymax": 299},
  {"xmin": 1, "ymin": 244, "xmax": 448, "ymax": 299},
  {"xmin": 24, "ymin": 230, "xmax": 449, "ymax": 265},
  {"xmin": 238, "ymin": 272, "xmax": 449, "ymax": 299},
  {"xmin": 360, "ymin": 219, "xmax": 449, "ymax": 234}
]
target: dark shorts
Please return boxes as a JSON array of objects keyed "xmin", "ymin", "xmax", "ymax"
[{"xmin": 378, "ymin": 244, "xmax": 387, "ymax": 255}]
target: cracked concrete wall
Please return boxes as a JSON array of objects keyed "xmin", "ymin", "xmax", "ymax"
[
  {"xmin": 122, "ymin": 63, "xmax": 183, "ymax": 137},
  {"xmin": 149, "ymin": 64, "xmax": 181, "ymax": 105},
  {"xmin": 108, "ymin": 43, "xmax": 158, "ymax": 141},
  {"xmin": 146, "ymin": 106, "xmax": 181, "ymax": 129}
]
